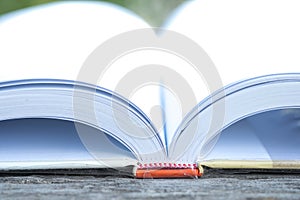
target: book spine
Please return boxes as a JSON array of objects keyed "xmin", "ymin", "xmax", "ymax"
[{"xmin": 133, "ymin": 163, "xmax": 203, "ymax": 179}]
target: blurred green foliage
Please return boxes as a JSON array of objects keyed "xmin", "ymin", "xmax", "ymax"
[{"xmin": 0, "ymin": 0, "xmax": 186, "ymax": 26}]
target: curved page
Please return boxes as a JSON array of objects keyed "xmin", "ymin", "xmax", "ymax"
[
  {"xmin": 0, "ymin": 80, "xmax": 165, "ymax": 166},
  {"xmin": 170, "ymin": 74, "xmax": 300, "ymax": 165}
]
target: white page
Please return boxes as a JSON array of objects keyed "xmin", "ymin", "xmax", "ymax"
[
  {"xmin": 167, "ymin": 0, "xmax": 300, "ymax": 92},
  {"xmin": 164, "ymin": 0, "xmax": 300, "ymax": 164},
  {"xmin": 169, "ymin": 74, "xmax": 300, "ymax": 163},
  {"xmin": 0, "ymin": 2, "xmax": 164, "ymax": 167},
  {"xmin": 0, "ymin": 1, "xmax": 149, "ymax": 83}
]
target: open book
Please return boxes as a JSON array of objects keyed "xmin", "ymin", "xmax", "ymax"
[
  {"xmin": 1, "ymin": 1, "xmax": 300, "ymax": 178},
  {"xmin": 1, "ymin": 74, "xmax": 300, "ymax": 178}
]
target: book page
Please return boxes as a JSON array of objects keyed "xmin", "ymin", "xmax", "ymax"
[
  {"xmin": 169, "ymin": 74, "xmax": 300, "ymax": 166},
  {"xmin": 167, "ymin": 0, "xmax": 300, "ymax": 93},
  {"xmin": 0, "ymin": 1, "xmax": 148, "ymax": 83},
  {"xmin": 0, "ymin": 80, "xmax": 167, "ymax": 165}
]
